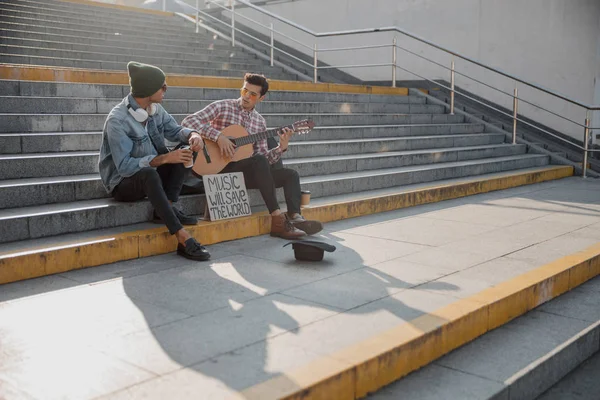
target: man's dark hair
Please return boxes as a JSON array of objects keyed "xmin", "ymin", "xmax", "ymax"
[{"xmin": 244, "ymin": 73, "xmax": 269, "ymax": 96}]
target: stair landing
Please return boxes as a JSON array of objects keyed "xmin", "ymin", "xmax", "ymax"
[{"xmin": 1, "ymin": 175, "xmax": 599, "ymax": 400}]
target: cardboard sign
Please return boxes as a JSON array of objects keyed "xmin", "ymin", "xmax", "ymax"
[{"xmin": 203, "ymin": 172, "xmax": 251, "ymax": 221}]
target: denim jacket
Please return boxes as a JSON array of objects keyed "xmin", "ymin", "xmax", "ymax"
[{"xmin": 98, "ymin": 95, "xmax": 194, "ymax": 193}]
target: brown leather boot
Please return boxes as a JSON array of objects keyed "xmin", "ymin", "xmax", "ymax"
[
  {"xmin": 286, "ymin": 213, "xmax": 323, "ymax": 235},
  {"xmin": 270, "ymin": 214, "xmax": 306, "ymax": 239}
]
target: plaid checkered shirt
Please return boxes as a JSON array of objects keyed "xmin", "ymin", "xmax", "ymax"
[{"xmin": 181, "ymin": 98, "xmax": 283, "ymax": 165}]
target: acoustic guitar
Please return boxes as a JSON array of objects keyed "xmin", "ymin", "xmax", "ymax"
[{"xmin": 192, "ymin": 119, "xmax": 315, "ymax": 176}]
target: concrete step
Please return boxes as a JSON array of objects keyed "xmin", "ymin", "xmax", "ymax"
[
  {"xmin": 0, "ymin": 154, "xmax": 550, "ymax": 244},
  {"xmin": 0, "ymin": 96, "xmax": 445, "ymax": 115},
  {"xmin": 0, "ymin": 126, "xmax": 490, "ymax": 154},
  {"xmin": 224, "ymin": 113, "xmax": 468, "ymax": 129},
  {"xmin": 301, "ymin": 123, "xmax": 487, "ymax": 141},
  {"xmin": 551, "ymin": 151, "xmax": 569, "ymax": 158},
  {"xmin": 0, "ymin": 194, "xmax": 206, "ymax": 244},
  {"xmin": 0, "ymin": 35, "xmax": 257, "ymax": 64},
  {"xmin": 0, "ymin": 43, "xmax": 265, "ymax": 68},
  {"xmin": 0, "ymin": 131, "xmax": 101, "ymax": 154},
  {"xmin": 0, "ymin": 165, "xmax": 573, "ymax": 286},
  {"xmin": 285, "ymin": 134, "xmax": 506, "ymax": 158},
  {"xmin": 0, "ymin": 113, "xmax": 465, "ymax": 133},
  {"xmin": 286, "ymin": 144, "xmax": 528, "ymax": 177},
  {"xmin": 0, "ymin": 25, "xmax": 241, "ymax": 54},
  {"xmin": 0, "ymin": 80, "xmax": 425, "ymax": 104},
  {"xmin": 0, "ymin": 151, "xmax": 98, "ymax": 179},
  {"xmin": 0, "ymin": 174, "xmax": 109, "ymax": 209},
  {"xmin": 0, "ymin": 3, "xmax": 196, "ymax": 30},
  {"xmin": 0, "ymin": 0, "xmax": 191, "ymax": 24},
  {"xmin": 368, "ymin": 278, "xmax": 600, "ymax": 400},
  {"xmin": 0, "ymin": 11, "xmax": 204, "ymax": 39},
  {"xmin": 285, "ymin": 144, "xmax": 526, "ymax": 177},
  {"xmin": 302, "ymin": 153, "xmax": 549, "ymax": 196},
  {"xmin": 0, "ymin": 138, "xmax": 513, "ymax": 207},
  {"xmin": 0, "ymin": 23, "xmax": 237, "ymax": 52},
  {"xmin": 537, "ymin": 350, "xmax": 600, "ymax": 399},
  {"xmin": 0, "ymin": 79, "xmax": 127, "ymax": 98},
  {"xmin": 0, "ymin": 54, "xmax": 295, "ymax": 81},
  {"xmin": 0, "ymin": 142, "xmax": 520, "ymax": 180},
  {"xmin": 0, "ymin": 0, "xmax": 209, "ymax": 36},
  {"xmin": 0, "ymin": 45, "xmax": 289, "ymax": 73}
]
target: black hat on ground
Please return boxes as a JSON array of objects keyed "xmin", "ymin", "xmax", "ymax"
[{"xmin": 283, "ymin": 240, "xmax": 336, "ymax": 261}]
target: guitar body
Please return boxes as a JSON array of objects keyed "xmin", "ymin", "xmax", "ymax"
[
  {"xmin": 192, "ymin": 125, "xmax": 254, "ymax": 176},
  {"xmin": 191, "ymin": 120, "xmax": 315, "ymax": 176}
]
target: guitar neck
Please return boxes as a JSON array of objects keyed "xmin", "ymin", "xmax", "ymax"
[{"xmin": 233, "ymin": 124, "xmax": 294, "ymax": 147}]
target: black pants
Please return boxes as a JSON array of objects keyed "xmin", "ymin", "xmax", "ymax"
[
  {"xmin": 112, "ymin": 164, "xmax": 188, "ymax": 234},
  {"xmin": 221, "ymin": 155, "xmax": 301, "ymax": 214}
]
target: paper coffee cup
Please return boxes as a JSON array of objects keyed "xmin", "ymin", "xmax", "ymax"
[
  {"xmin": 180, "ymin": 145, "xmax": 193, "ymax": 168},
  {"xmin": 300, "ymin": 190, "xmax": 311, "ymax": 207}
]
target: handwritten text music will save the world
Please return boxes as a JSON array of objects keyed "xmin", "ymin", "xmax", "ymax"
[{"xmin": 204, "ymin": 172, "xmax": 252, "ymax": 221}]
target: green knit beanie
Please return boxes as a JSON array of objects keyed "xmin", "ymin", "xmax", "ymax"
[{"xmin": 127, "ymin": 61, "xmax": 166, "ymax": 98}]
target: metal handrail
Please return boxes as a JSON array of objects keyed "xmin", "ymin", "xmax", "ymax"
[
  {"xmin": 320, "ymin": 44, "xmax": 393, "ymax": 52},
  {"xmin": 178, "ymin": 0, "xmax": 599, "ymax": 177},
  {"xmin": 194, "ymin": 0, "xmax": 600, "ymax": 111},
  {"xmin": 394, "ymin": 65, "xmax": 599, "ymax": 153},
  {"xmin": 234, "ymin": 0, "xmax": 599, "ymax": 111},
  {"xmin": 207, "ymin": 0, "xmax": 272, "ymax": 31},
  {"xmin": 180, "ymin": 3, "xmax": 314, "ymax": 68},
  {"xmin": 392, "ymin": 42, "xmax": 593, "ymax": 131},
  {"xmin": 318, "ymin": 63, "xmax": 393, "ymax": 70},
  {"xmin": 204, "ymin": 0, "xmax": 313, "ymax": 50}
]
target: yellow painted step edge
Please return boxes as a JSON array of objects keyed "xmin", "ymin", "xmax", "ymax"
[
  {"xmin": 0, "ymin": 165, "xmax": 572, "ymax": 285},
  {"xmin": 237, "ymin": 199, "xmax": 599, "ymax": 400},
  {"xmin": 0, "ymin": 64, "xmax": 409, "ymax": 95}
]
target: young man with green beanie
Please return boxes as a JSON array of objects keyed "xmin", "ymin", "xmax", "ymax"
[{"xmin": 98, "ymin": 61, "xmax": 211, "ymax": 261}]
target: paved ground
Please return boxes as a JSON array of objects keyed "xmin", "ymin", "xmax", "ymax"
[{"xmin": 1, "ymin": 176, "xmax": 600, "ymax": 399}]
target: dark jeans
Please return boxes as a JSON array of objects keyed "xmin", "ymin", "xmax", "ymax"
[
  {"xmin": 221, "ymin": 155, "xmax": 301, "ymax": 214},
  {"xmin": 112, "ymin": 164, "xmax": 189, "ymax": 235}
]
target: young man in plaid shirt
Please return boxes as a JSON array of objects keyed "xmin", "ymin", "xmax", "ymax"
[{"xmin": 181, "ymin": 73, "xmax": 322, "ymax": 240}]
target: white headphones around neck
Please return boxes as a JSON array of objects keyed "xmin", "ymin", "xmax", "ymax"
[{"xmin": 126, "ymin": 96, "xmax": 157, "ymax": 123}]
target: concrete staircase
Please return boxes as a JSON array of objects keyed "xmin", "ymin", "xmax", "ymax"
[
  {"xmin": 426, "ymin": 88, "xmax": 600, "ymax": 175},
  {"xmin": 0, "ymin": 0, "xmax": 299, "ymax": 80},
  {"xmin": 1, "ymin": 79, "xmax": 551, "ymax": 244},
  {"xmin": 0, "ymin": 0, "xmax": 572, "ymax": 284}
]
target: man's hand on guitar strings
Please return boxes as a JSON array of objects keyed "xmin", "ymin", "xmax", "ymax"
[
  {"xmin": 278, "ymin": 127, "xmax": 294, "ymax": 152},
  {"xmin": 217, "ymin": 134, "xmax": 237, "ymax": 159}
]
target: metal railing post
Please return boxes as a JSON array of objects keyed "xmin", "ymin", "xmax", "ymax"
[
  {"xmin": 162, "ymin": 0, "xmax": 166, "ymax": 12},
  {"xmin": 270, "ymin": 23, "xmax": 274, "ymax": 67},
  {"xmin": 583, "ymin": 110, "xmax": 591, "ymax": 178},
  {"xmin": 512, "ymin": 86, "xmax": 518, "ymax": 144},
  {"xmin": 313, "ymin": 43, "xmax": 318, "ymax": 83},
  {"xmin": 450, "ymin": 58, "xmax": 455, "ymax": 115},
  {"xmin": 392, "ymin": 36, "xmax": 397, "ymax": 88},
  {"xmin": 195, "ymin": 0, "xmax": 200, "ymax": 33},
  {"xmin": 231, "ymin": 0, "xmax": 235, "ymax": 47}
]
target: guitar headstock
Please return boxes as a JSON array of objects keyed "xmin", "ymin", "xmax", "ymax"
[{"xmin": 292, "ymin": 119, "xmax": 315, "ymax": 134}]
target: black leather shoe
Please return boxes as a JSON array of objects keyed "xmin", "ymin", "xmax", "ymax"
[{"xmin": 177, "ymin": 238, "xmax": 211, "ymax": 261}]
